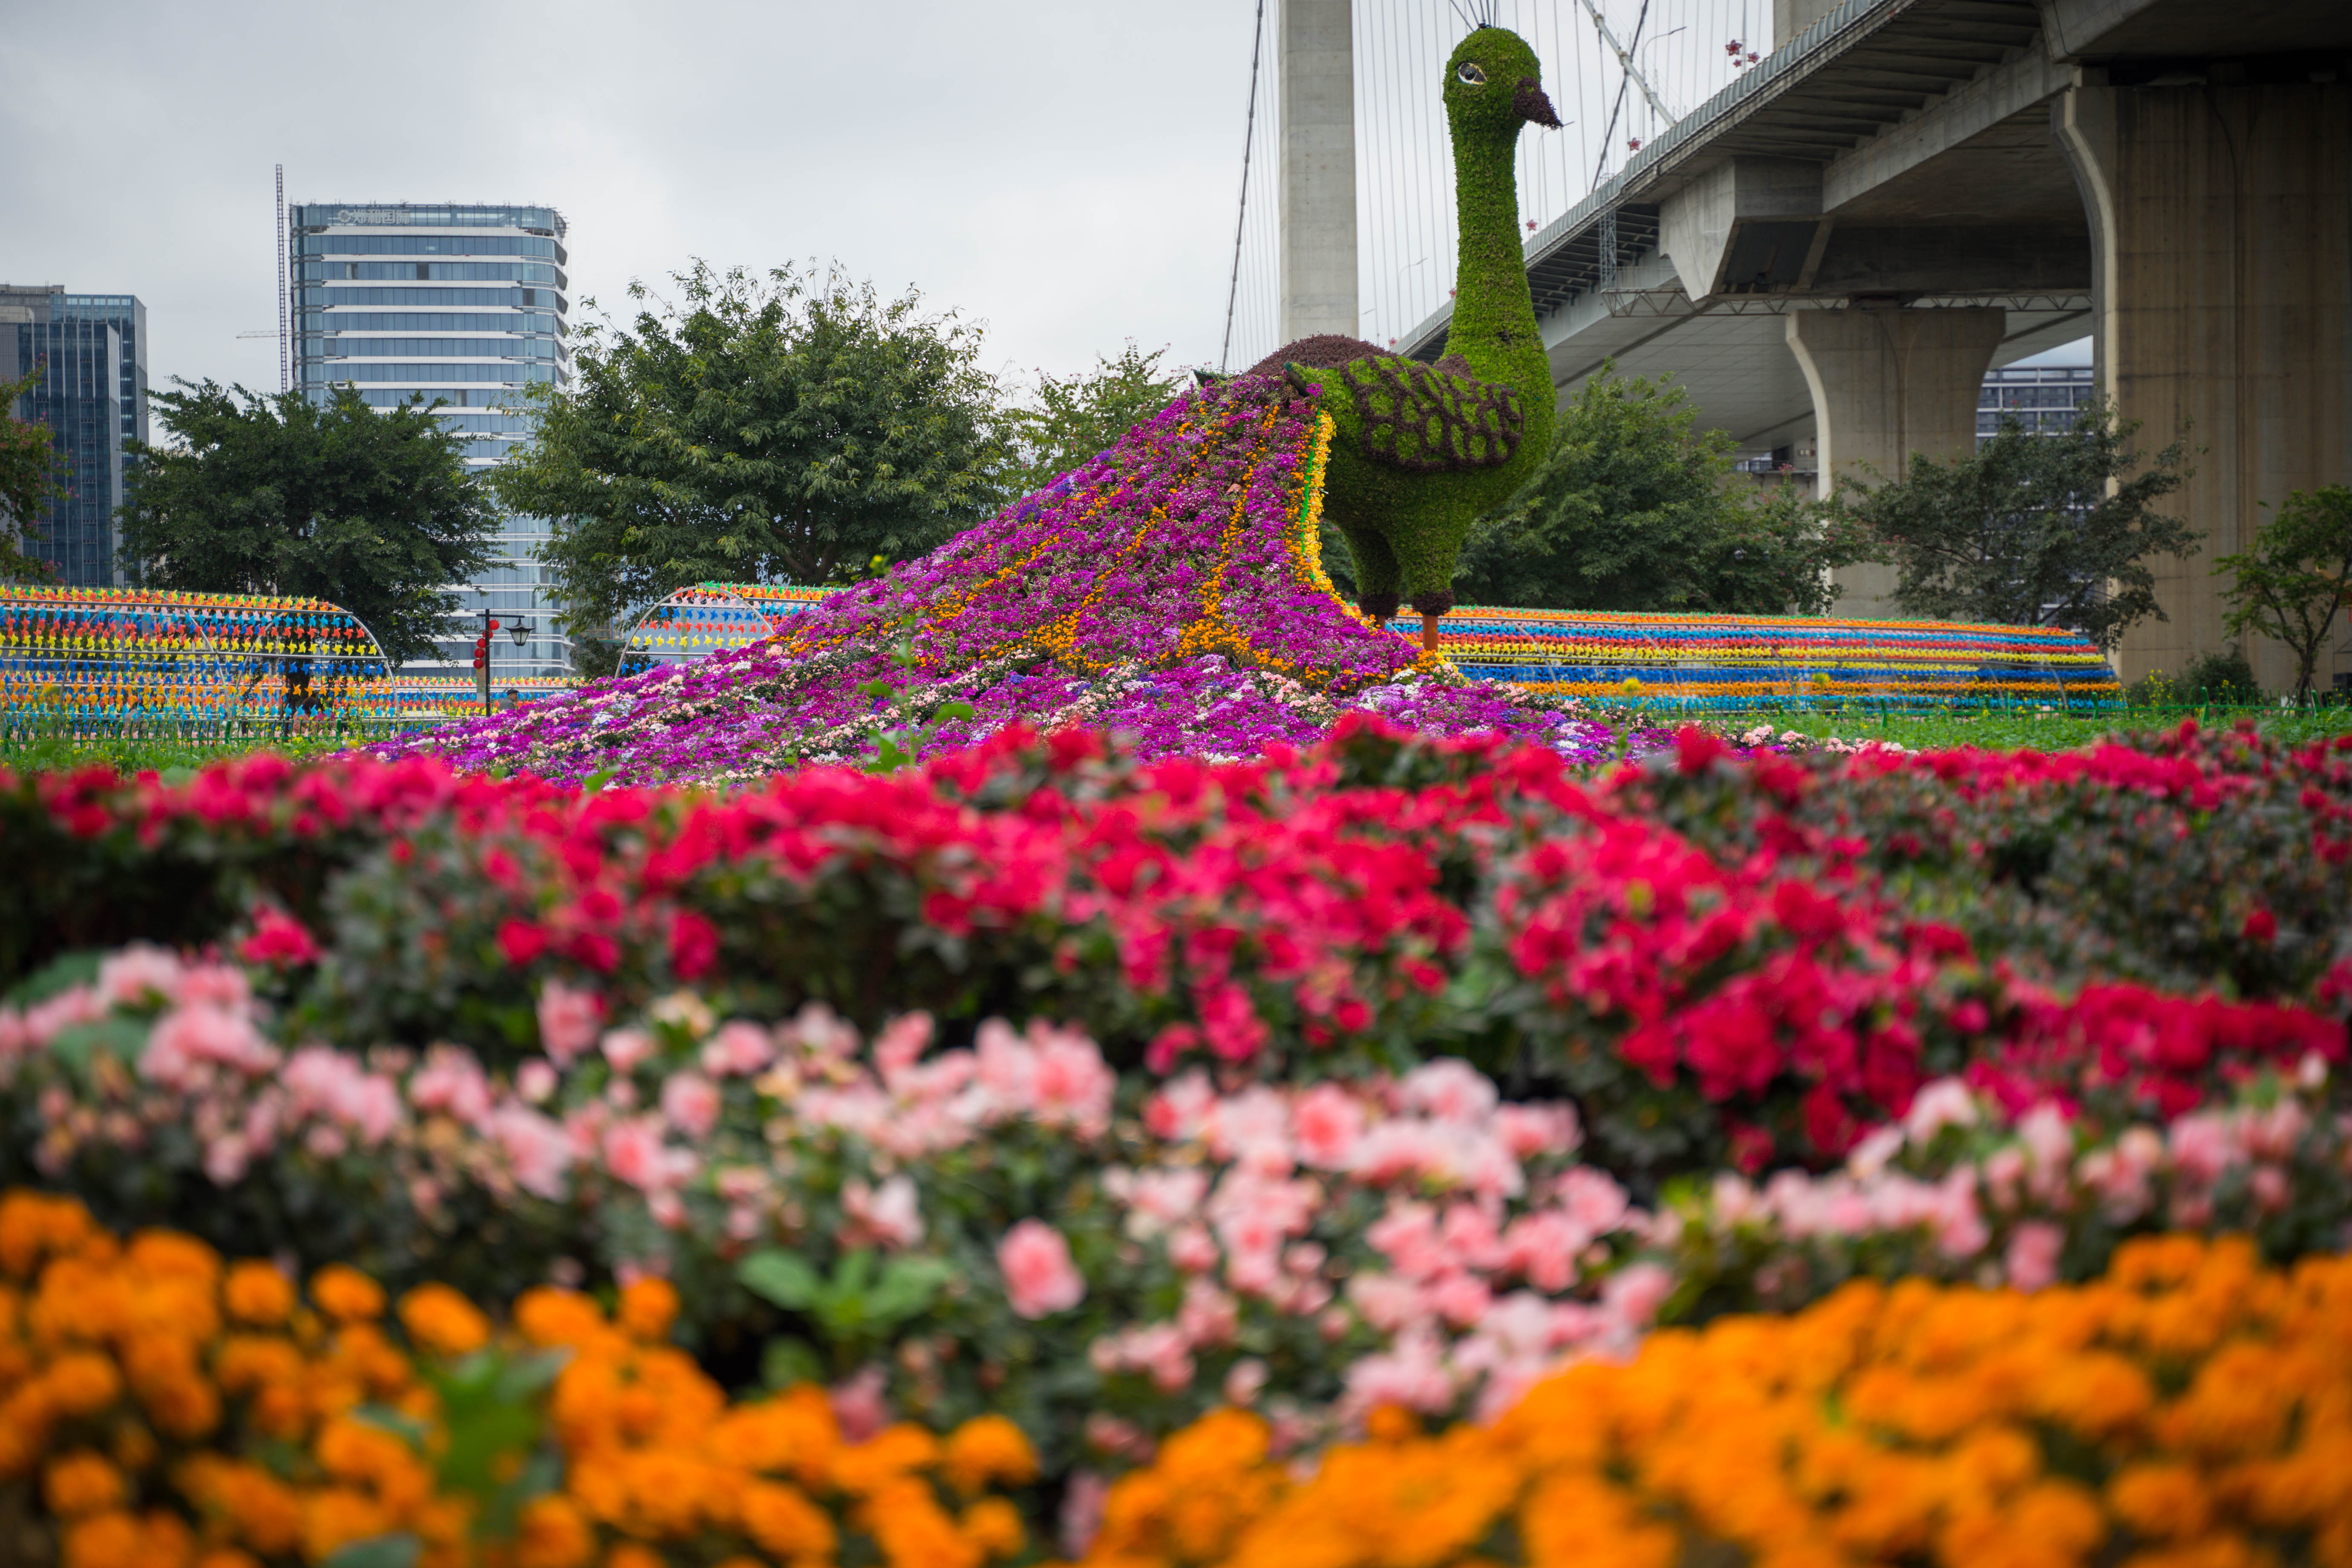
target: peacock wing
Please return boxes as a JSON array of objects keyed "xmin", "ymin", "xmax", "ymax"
[{"xmin": 1339, "ymin": 355, "xmax": 1525, "ymax": 473}]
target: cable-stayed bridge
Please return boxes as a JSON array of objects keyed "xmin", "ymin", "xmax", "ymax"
[{"xmin": 1222, "ymin": 0, "xmax": 2351, "ymax": 691}]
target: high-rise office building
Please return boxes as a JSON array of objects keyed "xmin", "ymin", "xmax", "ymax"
[
  {"xmin": 1978, "ymin": 364, "xmax": 2096, "ymax": 444},
  {"xmin": 2, "ymin": 285, "xmax": 149, "ymax": 586},
  {"xmin": 288, "ymin": 202, "xmax": 571, "ymax": 673}
]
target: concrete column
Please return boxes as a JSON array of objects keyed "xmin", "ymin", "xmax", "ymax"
[
  {"xmin": 1772, "ymin": 0, "xmax": 1842, "ymax": 50},
  {"xmin": 1785, "ymin": 306, "xmax": 2006, "ymax": 617},
  {"xmin": 1278, "ymin": 0, "xmax": 1358, "ymax": 343},
  {"xmin": 2056, "ymin": 78, "xmax": 2352, "ymax": 691}
]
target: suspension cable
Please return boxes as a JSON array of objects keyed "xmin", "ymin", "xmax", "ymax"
[{"xmin": 1219, "ymin": 0, "xmax": 1270, "ymax": 373}]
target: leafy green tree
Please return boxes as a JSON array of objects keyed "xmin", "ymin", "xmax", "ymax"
[
  {"xmin": 1454, "ymin": 365, "xmax": 1863, "ymax": 613},
  {"xmin": 1833, "ymin": 403, "xmax": 2196, "ymax": 650},
  {"xmin": 1001, "ymin": 341, "xmax": 1187, "ymax": 501},
  {"xmin": 0, "ymin": 363, "xmax": 64, "ymax": 583},
  {"xmin": 496, "ymin": 261, "xmax": 1008, "ymax": 645},
  {"xmin": 115, "ymin": 382, "xmax": 495, "ymax": 663},
  {"xmin": 2214, "ymin": 484, "xmax": 2352, "ymax": 700}
]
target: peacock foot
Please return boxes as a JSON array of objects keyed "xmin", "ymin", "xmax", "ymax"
[
  {"xmin": 1408, "ymin": 589, "xmax": 1456, "ymax": 618},
  {"xmin": 1357, "ymin": 591, "xmax": 1401, "ymax": 622}
]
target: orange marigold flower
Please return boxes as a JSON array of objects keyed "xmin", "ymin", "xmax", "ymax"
[
  {"xmin": 309, "ymin": 1265, "xmax": 386, "ymax": 1323},
  {"xmin": 961, "ymin": 1498, "xmax": 1025, "ymax": 1559},
  {"xmin": 43, "ymin": 1451, "xmax": 125, "ymax": 1517},
  {"xmin": 741, "ymin": 1480, "xmax": 838, "ymax": 1562},
  {"xmin": 617, "ymin": 1278, "xmax": 680, "ymax": 1344},
  {"xmin": 604, "ymin": 1544, "xmax": 667, "ymax": 1568},
  {"xmin": 222, "ymin": 1263, "xmax": 295, "ymax": 1327},
  {"xmin": 513, "ymin": 1494, "xmax": 597, "ymax": 1568},
  {"xmin": 397, "ymin": 1283, "xmax": 491, "ymax": 1359},
  {"xmin": 516, "ymin": 1287, "xmax": 609, "ymax": 1350},
  {"xmin": 943, "ymin": 1415, "xmax": 1036, "ymax": 1495},
  {"xmin": 2107, "ymin": 1461, "xmax": 2213, "ymax": 1540},
  {"xmin": 126, "ymin": 1231, "xmax": 220, "ymax": 1286},
  {"xmin": 0, "ymin": 1191, "xmax": 101, "ymax": 1280},
  {"xmin": 300, "ymin": 1487, "xmax": 392, "ymax": 1564},
  {"xmin": 193, "ymin": 1549, "xmax": 263, "ymax": 1568},
  {"xmin": 42, "ymin": 1352, "xmax": 123, "ymax": 1418},
  {"xmin": 59, "ymin": 1510, "xmax": 143, "ymax": 1568},
  {"xmin": 831, "ymin": 1424, "xmax": 941, "ymax": 1497}
]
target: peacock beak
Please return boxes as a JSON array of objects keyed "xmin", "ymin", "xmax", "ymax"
[{"xmin": 1514, "ymin": 78, "xmax": 1562, "ymax": 127}]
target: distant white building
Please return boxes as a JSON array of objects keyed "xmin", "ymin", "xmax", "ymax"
[{"xmin": 288, "ymin": 202, "xmax": 572, "ymax": 674}]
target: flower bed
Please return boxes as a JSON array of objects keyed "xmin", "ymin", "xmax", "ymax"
[{"xmin": 1078, "ymin": 1233, "xmax": 2352, "ymax": 1568}]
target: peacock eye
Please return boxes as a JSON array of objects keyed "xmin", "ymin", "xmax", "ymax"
[{"xmin": 1457, "ymin": 62, "xmax": 1487, "ymax": 85}]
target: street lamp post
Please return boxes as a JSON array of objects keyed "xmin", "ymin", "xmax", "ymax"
[{"xmin": 470, "ymin": 611, "xmax": 532, "ymax": 714}]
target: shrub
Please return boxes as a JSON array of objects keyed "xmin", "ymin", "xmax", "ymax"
[{"xmin": 2181, "ymin": 646, "xmax": 2262, "ymax": 705}]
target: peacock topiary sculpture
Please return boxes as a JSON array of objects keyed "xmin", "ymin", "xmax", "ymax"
[{"xmin": 1251, "ymin": 27, "xmax": 1562, "ymax": 653}]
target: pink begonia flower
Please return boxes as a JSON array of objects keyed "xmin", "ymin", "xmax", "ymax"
[
  {"xmin": 1493, "ymin": 1101, "xmax": 1579, "ymax": 1159},
  {"xmin": 1557, "ymin": 1167, "xmax": 1631, "ymax": 1235},
  {"xmin": 1222, "ymin": 1358, "xmax": 1268, "ymax": 1406},
  {"xmin": 409, "ymin": 1046, "xmax": 493, "ymax": 1127},
  {"xmin": 872, "ymin": 1011, "xmax": 935, "ymax": 1080},
  {"xmin": 602, "ymin": 1115, "xmax": 669, "ymax": 1191},
  {"xmin": 1368, "ymin": 1203, "xmax": 1445, "ymax": 1281},
  {"xmin": 144, "ymin": 1004, "xmax": 281, "ymax": 1087},
  {"xmin": 1600, "ymin": 1261, "xmax": 1674, "ymax": 1330},
  {"xmin": 2167, "ymin": 1111, "xmax": 2236, "ymax": 1185},
  {"xmin": 1291, "ymin": 1082, "xmax": 1366, "ymax": 1168},
  {"xmin": 98, "ymin": 944, "xmax": 183, "ymax": 1009},
  {"xmin": 1177, "ymin": 1278, "xmax": 1239, "ymax": 1347},
  {"xmin": 173, "ymin": 965, "xmax": 252, "ymax": 1011},
  {"xmin": 1430, "ymin": 1272, "xmax": 1494, "ymax": 1328},
  {"xmin": 602, "ymin": 1028, "xmax": 657, "ymax": 1074},
  {"xmin": 660, "ymin": 1072, "xmax": 722, "ymax": 1139},
  {"xmin": 1341, "ymin": 1327, "xmax": 1457, "ymax": 1417},
  {"xmin": 843, "ymin": 1174, "xmax": 923, "ymax": 1250},
  {"xmin": 1931, "ymin": 1169, "xmax": 1989, "ymax": 1257},
  {"xmin": 1029, "ymin": 1024, "xmax": 1115, "ymax": 1136},
  {"xmin": 536, "ymin": 980, "xmax": 602, "ymax": 1066},
  {"xmin": 998, "ymin": 1219, "xmax": 1086, "ymax": 1318},
  {"xmin": 1120, "ymin": 1169, "xmax": 1208, "ymax": 1241},
  {"xmin": 516, "ymin": 1061, "xmax": 558, "ymax": 1104},
  {"xmin": 2246, "ymin": 1101, "xmax": 2307, "ymax": 1161},
  {"xmin": 2003, "ymin": 1220, "xmax": 2066, "ymax": 1291},
  {"xmin": 1167, "ymin": 1225, "xmax": 1219, "ymax": 1274},
  {"xmin": 2018, "ymin": 1104, "xmax": 2076, "ymax": 1198},
  {"xmin": 2250, "ymin": 1163, "xmax": 2290, "ymax": 1213},
  {"xmin": 1058, "ymin": 1470, "xmax": 1110, "ymax": 1560},
  {"xmin": 488, "ymin": 1103, "xmax": 572, "ymax": 1200},
  {"xmin": 829, "ymin": 1364, "xmax": 889, "ymax": 1443},
  {"xmin": 1144, "ymin": 1072, "xmax": 1216, "ymax": 1142},
  {"xmin": 1402, "ymin": 1058, "xmax": 1499, "ymax": 1124},
  {"xmin": 1902, "ymin": 1078, "xmax": 1980, "ymax": 1143},
  {"xmin": 1208, "ymin": 1086, "xmax": 1294, "ymax": 1173},
  {"xmin": 281, "ymin": 1048, "xmax": 402, "ymax": 1144},
  {"xmin": 701, "ymin": 1020, "xmax": 774, "ymax": 1078},
  {"xmin": 204, "ymin": 1133, "xmax": 251, "ymax": 1186}
]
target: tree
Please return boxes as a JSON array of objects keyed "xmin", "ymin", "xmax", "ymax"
[
  {"xmin": 1001, "ymin": 341, "xmax": 1187, "ymax": 501},
  {"xmin": 496, "ymin": 261, "xmax": 1008, "ymax": 646},
  {"xmin": 1453, "ymin": 365, "xmax": 1865, "ymax": 614},
  {"xmin": 2214, "ymin": 484, "xmax": 2352, "ymax": 700},
  {"xmin": 1833, "ymin": 402, "xmax": 2196, "ymax": 650},
  {"xmin": 0, "ymin": 363, "xmax": 64, "ymax": 583},
  {"xmin": 115, "ymin": 381, "xmax": 496, "ymax": 664}
]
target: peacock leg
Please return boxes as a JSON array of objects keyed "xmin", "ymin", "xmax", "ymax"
[{"xmin": 1340, "ymin": 520, "xmax": 1402, "ymax": 623}]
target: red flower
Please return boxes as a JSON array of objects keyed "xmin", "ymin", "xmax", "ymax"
[
  {"xmin": 497, "ymin": 919, "xmax": 551, "ymax": 966},
  {"xmin": 669, "ymin": 908, "xmax": 720, "ymax": 981},
  {"xmin": 239, "ymin": 907, "xmax": 320, "ymax": 968}
]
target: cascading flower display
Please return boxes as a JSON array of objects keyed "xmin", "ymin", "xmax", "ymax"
[{"xmin": 371, "ymin": 381, "xmax": 1597, "ymax": 785}]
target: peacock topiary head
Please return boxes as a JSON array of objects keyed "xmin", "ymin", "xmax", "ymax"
[{"xmin": 1444, "ymin": 27, "xmax": 1562, "ymax": 146}]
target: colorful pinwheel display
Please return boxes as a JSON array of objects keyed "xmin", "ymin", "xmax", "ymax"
[
  {"xmin": 0, "ymin": 586, "xmax": 400, "ymax": 736},
  {"xmin": 618, "ymin": 583, "xmax": 828, "ymax": 676},
  {"xmin": 1404, "ymin": 604, "xmax": 2121, "ymax": 709}
]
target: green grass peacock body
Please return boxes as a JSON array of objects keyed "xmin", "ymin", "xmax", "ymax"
[{"xmin": 1277, "ymin": 27, "xmax": 1561, "ymax": 648}]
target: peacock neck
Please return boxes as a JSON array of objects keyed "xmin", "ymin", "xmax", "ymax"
[{"xmin": 1444, "ymin": 126, "xmax": 1545, "ymax": 401}]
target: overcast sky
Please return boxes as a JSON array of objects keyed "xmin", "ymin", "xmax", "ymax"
[{"xmin": 1, "ymin": 0, "xmax": 1261, "ymax": 401}]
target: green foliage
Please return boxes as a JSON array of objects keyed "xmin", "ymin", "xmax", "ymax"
[
  {"xmin": 499, "ymin": 261, "xmax": 1008, "ymax": 643},
  {"xmin": 1002, "ymin": 341, "xmax": 1185, "ymax": 500},
  {"xmin": 740, "ymin": 1248, "xmax": 957, "ymax": 1376},
  {"xmin": 2179, "ymin": 647, "xmax": 2263, "ymax": 704},
  {"xmin": 114, "ymin": 381, "xmax": 496, "ymax": 664},
  {"xmin": 1457, "ymin": 366, "xmax": 1865, "ymax": 614},
  {"xmin": 1833, "ymin": 402, "xmax": 2196, "ymax": 649},
  {"xmin": 0, "ymin": 363, "xmax": 63, "ymax": 583},
  {"xmin": 2214, "ymin": 484, "xmax": 2352, "ymax": 700}
]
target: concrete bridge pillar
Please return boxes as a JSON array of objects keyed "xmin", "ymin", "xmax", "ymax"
[
  {"xmin": 1278, "ymin": 0, "xmax": 1359, "ymax": 343},
  {"xmin": 1785, "ymin": 306, "xmax": 2007, "ymax": 617},
  {"xmin": 2057, "ymin": 77, "xmax": 2352, "ymax": 691}
]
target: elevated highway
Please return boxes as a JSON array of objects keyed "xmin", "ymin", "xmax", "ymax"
[{"xmin": 1398, "ymin": 0, "xmax": 2351, "ymax": 687}]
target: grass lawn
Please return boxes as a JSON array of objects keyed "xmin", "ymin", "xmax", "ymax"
[{"xmin": 1755, "ymin": 702, "xmax": 2352, "ymax": 751}]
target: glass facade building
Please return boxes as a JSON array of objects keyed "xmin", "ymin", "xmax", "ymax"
[
  {"xmin": 2, "ymin": 285, "xmax": 149, "ymax": 587},
  {"xmin": 1979, "ymin": 365, "xmax": 2096, "ymax": 443},
  {"xmin": 288, "ymin": 202, "xmax": 572, "ymax": 674}
]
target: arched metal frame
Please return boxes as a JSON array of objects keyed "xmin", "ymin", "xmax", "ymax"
[
  {"xmin": 0, "ymin": 586, "xmax": 403, "ymax": 736},
  {"xmin": 618, "ymin": 583, "xmax": 830, "ymax": 677}
]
